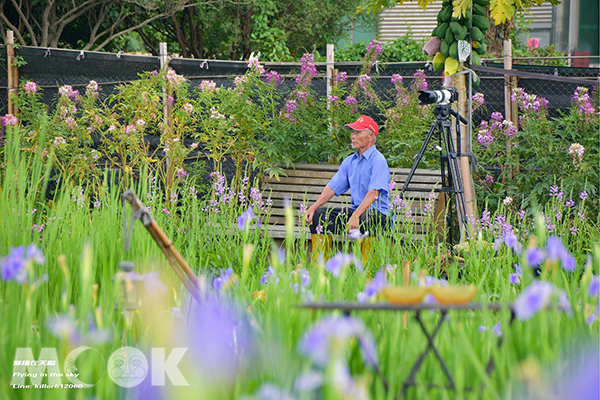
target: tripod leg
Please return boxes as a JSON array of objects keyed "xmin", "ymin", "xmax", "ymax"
[
  {"xmin": 442, "ymin": 122, "xmax": 468, "ymax": 230},
  {"xmin": 401, "ymin": 121, "xmax": 439, "ymax": 197}
]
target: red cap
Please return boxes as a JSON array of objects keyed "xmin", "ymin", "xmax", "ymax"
[{"xmin": 344, "ymin": 115, "xmax": 379, "ymax": 136}]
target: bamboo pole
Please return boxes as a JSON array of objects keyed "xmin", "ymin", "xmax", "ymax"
[
  {"xmin": 452, "ymin": 73, "xmax": 477, "ymax": 240},
  {"xmin": 326, "ymin": 44, "xmax": 334, "ymax": 109},
  {"xmin": 159, "ymin": 42, "xmax": 174, "ymax": 196},
  {"xmin": 6, "ymin": 31, "xmax": 18, "ymax": 115},
  {"xmin": 504, "ymin": 40, "xmax": 519, "ymax": 179},
  {"xmin": 122, "ymin": 190, "xmax": 201, "ymax": 303},
  {"xmin": 402, "ymin": 260, "xmax": 410, "ymax": 328}
]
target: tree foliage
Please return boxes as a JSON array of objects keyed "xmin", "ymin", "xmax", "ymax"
[
  {"xmin": 0, "ymin": 0, "xmax": 226, "ymax": 51},
  {"xmin": 138, "ymin": 0, "xmax": 367, "ymax": 61}
]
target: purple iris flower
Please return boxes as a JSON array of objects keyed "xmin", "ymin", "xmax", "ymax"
[
  {"xmin": 184, "ymin": 294, "xmax": 254, "ymax": 385},
  {"xmin": 510, "ymin": 263, "xmax": 522, "ymax": 285},
  {"xmin": 492, "ymin": 321, "xmax": 502, "ymax": 337},
  {"xmin": 509, "ymin": 273, "xmax": 521, "ymax": 285},
  {"xmin": 348, "ymin": 229, "xmax": 369, "ymax": 241},
  {"xmin": 299, "ymin": 315, "xmax": 378, "ymax": 369},
  {"xmin": 546, "ymin": 236, "xmax": 566, "ymax": 262},
  {"xmin": 514, "ymin": 281, "xmax": 555, "ymax": 320},
  {"xmin": 294, "ymin": 371, "xmax": 324, "ymax": 393},
  {"xmin": 545, "ymin": 235, "xmax": 577, "ymax": 272},
  {"xmin": 325, "ymin": 253, "xmax": 362, "ymax": 278},
  {"xmin": 260, "ymin": 266, "xmax": 278, "ymax": 285},
  {"xmin": 213, "ymin": 267, "xmax": 234, "ymax": 290},
  {"xmin": 1, "ymin": 246, "xmax": 27, "ymax": 283},
  {"xmin": 549, "ymin": 344, "xmax": 599, "ymax": 400},
  {"xmin": 561, "ymin": 253, "xmax": 576, "ymax": 272},
  {"xmin": 503, "ymin": 232, "xmax": 523, "ymax": 255},
  {"xmin": 25, "ymin": 244, "xmax": 45, "ymax": 265},
  {"xmin": 557, "ymin": 290, "xmax": 573, "ymax": 315},
  {"xmin": 237, "ymin": 206, "xmax": 259, "ymax": 231},
  {"xmin": 249, "ymin": 384, "xmax": 299, "ymax": 400},
  {"xmin": 365, "ymin": 271, "xmax": 386, "ymax": 297},
  {"xmin": 589, "ymin": 276, "xmax": 599, "ymax": 297},
  {"xmin": 526, "ymin": 248, "xmax": 546, "ymax": 268},
  {"xmin": 504, "ymin": 232, "xmax": 516, "ymax": 246}
]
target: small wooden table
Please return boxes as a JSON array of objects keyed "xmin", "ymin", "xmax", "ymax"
[{"xmin": 300, "ymin": 302, "xmax": 515, "ymax": 398}]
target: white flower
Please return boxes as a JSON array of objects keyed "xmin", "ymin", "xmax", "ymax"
[{"xmin": 503, "ymin": 196, "xmax": 513, "ymax": 206}]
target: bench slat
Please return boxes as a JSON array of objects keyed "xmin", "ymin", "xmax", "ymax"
[
  {"xmin": 266, "ymin": 191, "xmax": 437, "ymax": 203},
  {"xmin": 264, "ymin": 224, "xmax": 429, "ymax": 241},
  {"xmin": 266, "ymin": 175, "xmax": 443, "ymax": 187}
]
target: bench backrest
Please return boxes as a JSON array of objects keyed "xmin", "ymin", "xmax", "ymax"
[{"xmin": 261, "ymin": 163, "xmax": 446, "ymax": 239}]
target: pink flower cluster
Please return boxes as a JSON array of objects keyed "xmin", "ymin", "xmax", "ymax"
[
  {"xmin": 175, "ymin": 167, "xmax": 187, "ymax": 181},
  {"xmin": 24, "ymin": 81, "xmax": 38, "ymax": 95},
  {"xmin": 58, "ymin": 85, "xmax": 80, "ymax": 101},
  {"xmin": 295, "ymin": 53, "xmax": 318, "ymax": 87},
  {"xmin": 2, "ymin": 114, "xmax": 18, "ymax": 127},
  {"xmin": 571, "ymin": 87, "xmax": 595, "ymax": 115},
  {"xmin": 365, "ymin": 40, "xmax": 383, "ymax": 67},
  {"xmin": 199, "ymin": 80, "xmax": 216, "ymax": 93},
  {"xmin": 568, "ymin": 142, "xmax": 585, "ymax": 166},
  {"xmin": 284, "ymin": 100, "xmax": 297, "ymax": 121},
  {"xmin": 366, "ymin": 40, "xmax": 383, "ymax": 56},
  {"xmin": 264, "ymin": 70, "xmax": 281, "ymax": 86},
  {"xmin": 411, "ymin": 71, "xmax": 428, "ymax": 92},
  {"xmin": 182, "ymin": 103, "xmax": 194, "ymax": 114},
  {"xmin": 511, "ymin": 88, "xmax": 549, "ymax": 113},
  {"xmin": 477, "ymin": 112, "xmax": 518, "ymax": 147},
  {"xmin": 165, "ymin": 70, "xmax": 185, "ymax": 87},
  {"xmin": 472, "ymin": 92, "xmax": 485, "ymax": 110},
  {"xmin": 335, "ymin": 72, "xmax": 348, "ymax": 83},
  {"xmin": 358, "ymin": 75, "xmax": 372, "ymax": 90},
  {"xmin": 86, "ymin": 80, "xmax": 99, "ymax": 97},
  {"xmin": 247, "ymin": 53, "xmax": 265, "ymax": 74}
]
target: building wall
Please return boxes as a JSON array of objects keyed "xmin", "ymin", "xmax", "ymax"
[{"xmin": 378, "ymin": 2, "xmax": 554, "ymax": 46}]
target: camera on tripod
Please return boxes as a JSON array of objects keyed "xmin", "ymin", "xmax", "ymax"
[{"xmin": 418, "ymin": 87, "xmax": 459, "ymax": 106}]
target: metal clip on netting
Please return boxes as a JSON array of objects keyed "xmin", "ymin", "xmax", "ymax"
[
  {"xmin": 199, "ymin": 60, "xmax": 209, "ymax": 69},
  {"xmin": 117, "ymin": 51, "xmax": 124, "ymax": 59},
  {"xmin": 122, "ymin": 190, "xmax": 202, "ymax": 303},
  {"xmin": 76, "ymin": 51, "xmax": 85, "ymax": 61},
  {"xmin": 44, "ymin": 48, "xmax": 51, "ymax": 58}
]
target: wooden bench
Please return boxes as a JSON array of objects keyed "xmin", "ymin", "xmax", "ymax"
[{"xmin": 260, "ymin": 163, "xmax": 446, "ymax": 240}]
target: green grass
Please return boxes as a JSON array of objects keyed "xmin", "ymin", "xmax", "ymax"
[{"xmin": 1, "ymin": 125, "xmax": 598, "ymax": 399}]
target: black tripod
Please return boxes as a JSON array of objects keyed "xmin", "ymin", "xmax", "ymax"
[{"xmin": 400, "ymin": 103, "xmax": 468, "ymax": 245}]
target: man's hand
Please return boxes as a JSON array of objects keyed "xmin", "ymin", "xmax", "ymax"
[
  {"xmin": 305, "ymin": 186, "xmax": 336, "ymax": 225},
  {"xmin": 305, "ymin": 206, "xmax": 316, "ymax": 224},
  {"xmin": 346, "ymin": 213, "xmax": 360, "ymax": 231}
]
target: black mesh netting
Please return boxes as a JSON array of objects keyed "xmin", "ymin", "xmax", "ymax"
[{"xmin": 4, "ymin": 47, "xmax": 599, "ymax": 183}]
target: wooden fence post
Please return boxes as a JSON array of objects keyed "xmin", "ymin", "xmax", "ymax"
[
  {"xmin": 504, "ymin": 40, "xmax": 519, "ymax": 179},
  {"xmin": 7, "ymin": 30, "xmax": 19, "ymax": 115},
  {"xmin": 326, "ymin": 44, "xmax": 334, "ymax": 109},
  {"xmin": 452, "ymin": 73, "xmax": 478, "ymax": 241},
  {"xmin": 159, "ymin": 42, "xmax": 174, "ymax": 195}
]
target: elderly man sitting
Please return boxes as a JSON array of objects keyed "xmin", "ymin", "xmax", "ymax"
[{"xmin": 304, "ymin": 115, "xmax": 391, "ymax": 262}]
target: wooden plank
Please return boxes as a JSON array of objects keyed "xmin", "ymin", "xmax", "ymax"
[
  {"xmin": 267, "ymin": 205, "xmax": 434, "ymax": 218},
  {"xmin": 265, "ymin": 224, "xmax": 428, "ymax": 241},
  {"xmin": 266, "ymin": 191, "xmax": 435, "ymax": 203},
  {"xmin": 277, "ymin": 163, "xmax": 443, "ymax": 177},
  {"xmin": 272, "ymin": 167, "xmax": 443, "ymax": 181},
  {"xmin": 265, "ymin": 175, "xmax": 443, "ymax": 187},
  {"xmin": 265, "ymin": 215, "xmax": 432, "ymax": 230}
]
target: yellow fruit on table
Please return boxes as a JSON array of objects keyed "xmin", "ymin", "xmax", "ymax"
[
  {"xmin": 430, "ymin": 285, "xmax": 477, "ymax": 305},
  {"xmin": 382, "ymin": 286, "xmax": 429, "ymax": 305}
]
